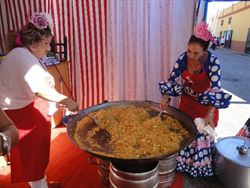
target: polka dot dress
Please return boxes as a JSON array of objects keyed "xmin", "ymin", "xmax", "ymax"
[{"xmin": 176, "ymin": 133, "xmax": 215, "ymax": 177}]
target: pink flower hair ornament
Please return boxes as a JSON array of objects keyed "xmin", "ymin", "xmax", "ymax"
[
  {"xmin": 30, "ymin": 12, "xmax": 53, "ymax": 30},
  {"xmin": 193, "ymin": 21, "xmax": 216, "ymax": 44},
  {"xmin": 15, "ymin": 35, "xmax": 22, "ymax": 46}
]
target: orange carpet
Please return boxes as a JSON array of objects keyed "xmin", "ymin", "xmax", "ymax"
[{"xmin": 0, "ymin": 126, "xmax": 184, "ymax": 188}]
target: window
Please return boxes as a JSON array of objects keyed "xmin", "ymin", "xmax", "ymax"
[
  {"xmin": 228, "ymin": 17, "xmax": 232, "ymax": 24},
  {"xmin": 221, "ymin": 20, "xmax": 224, "ymax": 26}
]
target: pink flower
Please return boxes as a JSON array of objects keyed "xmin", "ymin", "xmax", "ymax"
[
  {"xmin": 30, "ymin": 12, "xmax": 53, "ymax": 30},
  {"xmin": 193, "ymin": 21, "xmax": 214, "ymax": 42}
]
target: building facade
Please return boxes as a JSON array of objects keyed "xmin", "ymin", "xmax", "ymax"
[{"xmin": 215, "ymin": 1, "xmax": 250, "ymax": 54}]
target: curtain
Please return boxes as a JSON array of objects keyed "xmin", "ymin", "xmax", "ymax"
[
  {"xmin": 106, "ymin": 0, "xmax": 195, "ymax": 106},
  {"xmin": 68, "ymin": 0, "xmax": 106, "ymax": 108}
]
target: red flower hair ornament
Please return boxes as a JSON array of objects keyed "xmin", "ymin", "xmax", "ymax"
[{"xmin": 193, "ymin": 21, "xmax": 216, "ymax": 44}]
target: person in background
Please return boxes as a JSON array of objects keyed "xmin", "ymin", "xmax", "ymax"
[
  {"xmin": 220, "ymin": 35, "xmax": 225, "ymax": 48},
  {"xmin": 216, "ymin": 37, "xmax": 220, "ymax": 47},
  {"xmin": 0, "ymin": 12, "xmax": 79, "ymax": 188},
  {"xmin": 0, "ymin": 109, "xmax": 18, "ymax": 157},
  {"xmin": 210, "ymin": 37, "xmax": 217, "ymax": 50},
  {"xmin": 159, "ymin": 21, "xmax": 231, "ymax": 177}
]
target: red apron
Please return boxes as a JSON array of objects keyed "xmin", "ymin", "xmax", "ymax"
[
  {"xmin": 179, "ymin": 67, "xmax": 219, "ymax": 127},
  {"xmin": 5, "ymin": 98, "xmax": 51, "ymax": 183}
]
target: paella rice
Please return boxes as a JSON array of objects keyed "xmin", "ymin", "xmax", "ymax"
[{"xmin": 74, "ymin": 106, "xmax": 190, "ymax": 159}]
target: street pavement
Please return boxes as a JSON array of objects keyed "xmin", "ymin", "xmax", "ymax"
[{"xmin": 211, "ymin": 48, "xmax": 250, "ymax": 139}]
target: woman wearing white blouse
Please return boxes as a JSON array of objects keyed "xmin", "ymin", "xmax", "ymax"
[{"xmin": 0, "ymin": 12, "xmax": 78, "ymax": 188}]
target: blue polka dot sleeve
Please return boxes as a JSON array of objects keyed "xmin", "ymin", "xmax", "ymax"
[
  {"xmin": 197, "ymin": 90, "xmax": 232, "ymax": 108},
  {"xmin": 207, "ymin": 56, "xmax": 222, "ymax": 90},
  {"xmin": 197, "ymin": 55, "xmax": 232, "ymax": 108},
  {"xmin": 159, "ymin": 53, "xmax": 186, "ymax": 96}
]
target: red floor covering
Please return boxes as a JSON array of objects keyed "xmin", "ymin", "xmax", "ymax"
[{"xmin": 0, "ymin": 127, "xmax": 184, "ymax": 188}]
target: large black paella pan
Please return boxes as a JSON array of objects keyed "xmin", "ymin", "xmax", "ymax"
[{"xmin": 67, "ymin": 100, "xmax": 197, "ymax": 163}]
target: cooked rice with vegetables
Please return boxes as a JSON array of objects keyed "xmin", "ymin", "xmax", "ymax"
[{"xmin": 74, "ymin": 106, "xmax": 190, "ymax": 159}]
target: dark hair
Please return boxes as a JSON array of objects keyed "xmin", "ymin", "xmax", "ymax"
[
  {"xmin": 5, "ymin": 23, "xmax": 52, "ymax": 53},
  {"xmin": 188, "ymin": 35, "xmax": 210, "ymax": 51},
  {"xmin": 20, "ymin": 23, "xmax": 52, "ymax": 46}
]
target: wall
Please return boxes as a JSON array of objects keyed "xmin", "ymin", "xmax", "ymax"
[{"xmin": 216, "ymin": 1, "xmax": 250, "ymax": 53}]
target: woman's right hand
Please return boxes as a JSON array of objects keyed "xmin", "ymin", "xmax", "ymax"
[
  {"xmin": 160, "ymin": 95, "xmax": 171, "ymax": 110},
  {"xmin": 60, "ymin": 98, "xmax": 79, "ymax": 112}
]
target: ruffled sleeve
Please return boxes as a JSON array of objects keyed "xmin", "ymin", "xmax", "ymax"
[
  {"xmin": 159, "ymin": 53, "xmax": 186, "ymax": 96},
  {"xmin": 197, "ymin": 90, "xmax": 232, "ymax": 108},
  {"xmin": 159, "ymin": 81, "xmax": 182, "ymax": 96},
  {"xmin": 197, "ymin": 54, "xmax": 232, "ymax": 108}
]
